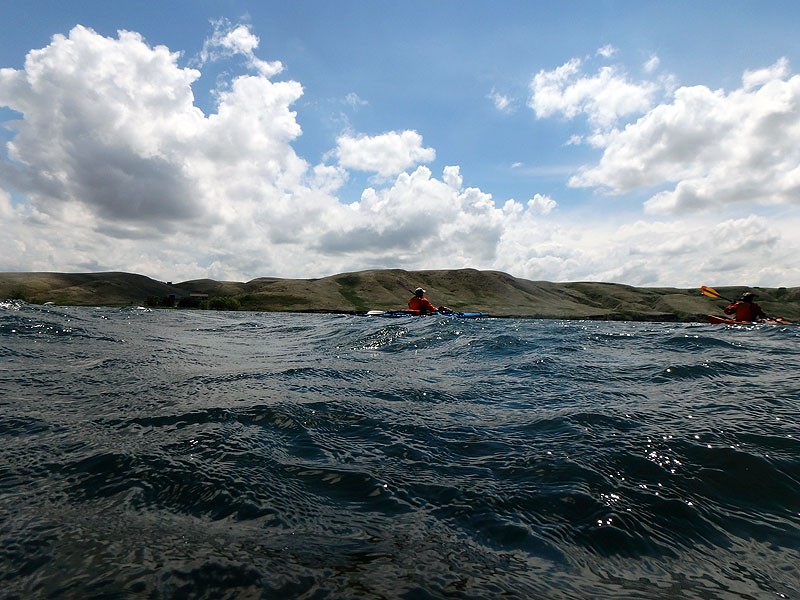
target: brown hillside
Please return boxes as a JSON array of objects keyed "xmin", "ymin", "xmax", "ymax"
[
  {"xmin": 1, "ymin": 270, "xmax": 798, "ymax": 322},
  {"xmin": 0, "ymin": 272, "xmax": 183, "ymax": 306}
]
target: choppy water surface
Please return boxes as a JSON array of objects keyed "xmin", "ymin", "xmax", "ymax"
[{"xmin": 1, "ymin": 301, "xmax": 798, "ymax": 599}]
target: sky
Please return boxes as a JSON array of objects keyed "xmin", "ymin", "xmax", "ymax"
[{"xmin": 1, "ymin": 1, "xmax": 800, "ymax": 287}]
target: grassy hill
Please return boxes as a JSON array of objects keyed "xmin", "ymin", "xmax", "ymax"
[
  {"xmin": 1, "ymin": 269, "xmax": 798, "ymax": 322},
  {"xmin": 0, "ymin": 272, "xmax": 183, "ymax": 306}
]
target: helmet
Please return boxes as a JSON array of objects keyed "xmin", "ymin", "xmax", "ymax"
[
  {"xmin": 414, "ymin": 287, "xmax": 425, "ymax": 296},
  {"xmin": 741, "ymin": 292, "xmax": 755, "ymax": 301}
]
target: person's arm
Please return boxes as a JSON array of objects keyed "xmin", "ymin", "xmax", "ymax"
[
  {"xmin": 421, "ymin": 298, "xmax": 438, "ymax": 312},
  {"xmin": 723, "ymin": 302, "xmax": 737, "ymax": 315}
]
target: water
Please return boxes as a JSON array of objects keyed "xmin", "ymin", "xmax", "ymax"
[{"xmin": 1, "ymin": 301, "xmax": 798, "ymax": 599}]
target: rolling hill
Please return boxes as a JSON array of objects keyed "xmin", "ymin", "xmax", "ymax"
[{"xmin": 1, "ymin": 269, "xmax": 798, "ymax": 322}]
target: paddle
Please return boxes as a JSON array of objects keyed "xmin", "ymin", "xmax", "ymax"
[
  {"xmin": 700, "ymin": 286, "xmax": 791, "ymax": 324},
  {"xmin": 700, "ymin": 285, "xmax": 732, "ymax": 303}
]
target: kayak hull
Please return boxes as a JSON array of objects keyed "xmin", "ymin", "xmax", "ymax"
[
  {"xmin": 369, "ymin": 310, "xmax": 488, "ymax": 319},
  {"xmin": 706, "ymin": 315, "xmax": 786, "ymax": 325}
]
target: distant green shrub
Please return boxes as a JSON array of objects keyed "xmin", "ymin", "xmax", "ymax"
[
  {"xmin": 208, "ymin": 296, "xmax": 241, "ymax": 311},
  {"xmin": 177, "ymin": 296, "xmax": 203, "ymax": 308},
  {"xmin": 7, "ymin": 289, "xmax": 30, "ymax": 302}
]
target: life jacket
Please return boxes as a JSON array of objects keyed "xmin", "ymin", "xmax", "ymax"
[
  {"xmin": 408, "ymin": 296, "xmax": 437, "ymax": 313},
  {"xmin": 726, "ymin": 301, "xmax": 762, "ymax": 322}
]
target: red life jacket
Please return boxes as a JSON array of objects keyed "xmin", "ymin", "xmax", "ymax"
[
  {"xmin": 726, "ymin": 301, "xmax": 763, "ymax": 322},
  {"xmin": 408, "ymin": 296, "xmax": 437, "ymax": 313}
]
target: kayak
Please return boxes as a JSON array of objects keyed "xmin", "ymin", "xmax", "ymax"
[
  {"xmin": 367, "ymin": 310, "xmax": 488, "ymax": 319},
  {"xmin": 706, "ymin": 315, "xmax": 790, "ymax": 325}
]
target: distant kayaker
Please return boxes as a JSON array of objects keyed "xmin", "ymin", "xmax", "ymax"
[
  {"xmin": 724, "ymin": 292, "xmax": 767, "ymax": 322},
  {"xmin": 408, "ymin": 288, "xmax": 449, "ymax": 314}
]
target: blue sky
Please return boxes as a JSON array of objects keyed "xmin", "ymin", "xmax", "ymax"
[{"xmin": 2, "ymin": 1, "xmax": 799, "ymax": 287}]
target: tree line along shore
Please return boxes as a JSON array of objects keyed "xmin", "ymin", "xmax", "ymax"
[{"xmin": 1, "ymin": 269, "xmax": 798, "ymax": 322}]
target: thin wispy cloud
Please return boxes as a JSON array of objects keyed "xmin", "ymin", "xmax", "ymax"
[
  {"xmin": 198, "ymin": 19, "xmax": 283, "ymax": 77},
  {"xmin": 489, "ymin": 89, "xmax": 515, "ymax": 113}
]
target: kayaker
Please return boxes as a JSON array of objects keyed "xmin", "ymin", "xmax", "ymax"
[
  {"xmin": 724, "ymin": 292, "xmax": 767, "ymax": 322},
  {"xmin": 408, "ymin": 287, "xmax": 449, "ymax": 314}
]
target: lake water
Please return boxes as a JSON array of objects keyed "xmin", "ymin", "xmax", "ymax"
[{"xmin": 1, "ymin": 301, "xmax": 798, "ymax": 599}]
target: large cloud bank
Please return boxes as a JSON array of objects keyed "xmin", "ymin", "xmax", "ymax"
[{"xmin": 1, "ymin": 24, "xmax": 798, "ymax": 286}]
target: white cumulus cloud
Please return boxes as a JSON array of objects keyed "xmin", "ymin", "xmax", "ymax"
[
  {"xmin": 568, "ymin": 58, "xmax": 800, "ymax": 215},
  {"xmin": 742, "ymin": 57, "xmax": 790, "ymax": 91},
  {"xmin": 1, "ymin": 26, "xmax": 798, "ymax": 289},
  {"xmin": 334, "ymin": 130, "xmax": 436, "ymax": 177},
  {"xmin": 529, "ymin": 56, "xmax": 661, "ymax": 130},
  {"xmin": 527, "ymin": 194, "xmax": 557, "ymax": 215}
]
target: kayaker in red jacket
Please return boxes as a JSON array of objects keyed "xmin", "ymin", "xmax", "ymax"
[
  {"xmin": 408, "ymin": 288, "xmax": 449, "ymax": 314},
  {"xmin": 724, "ymin": 292, "xmax": 766, "ymax": 322}
]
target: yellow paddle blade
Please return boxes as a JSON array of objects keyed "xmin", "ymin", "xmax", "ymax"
[{"xmin": 700, "ymin": 285, "xmax": 723, "ymax": 300}]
